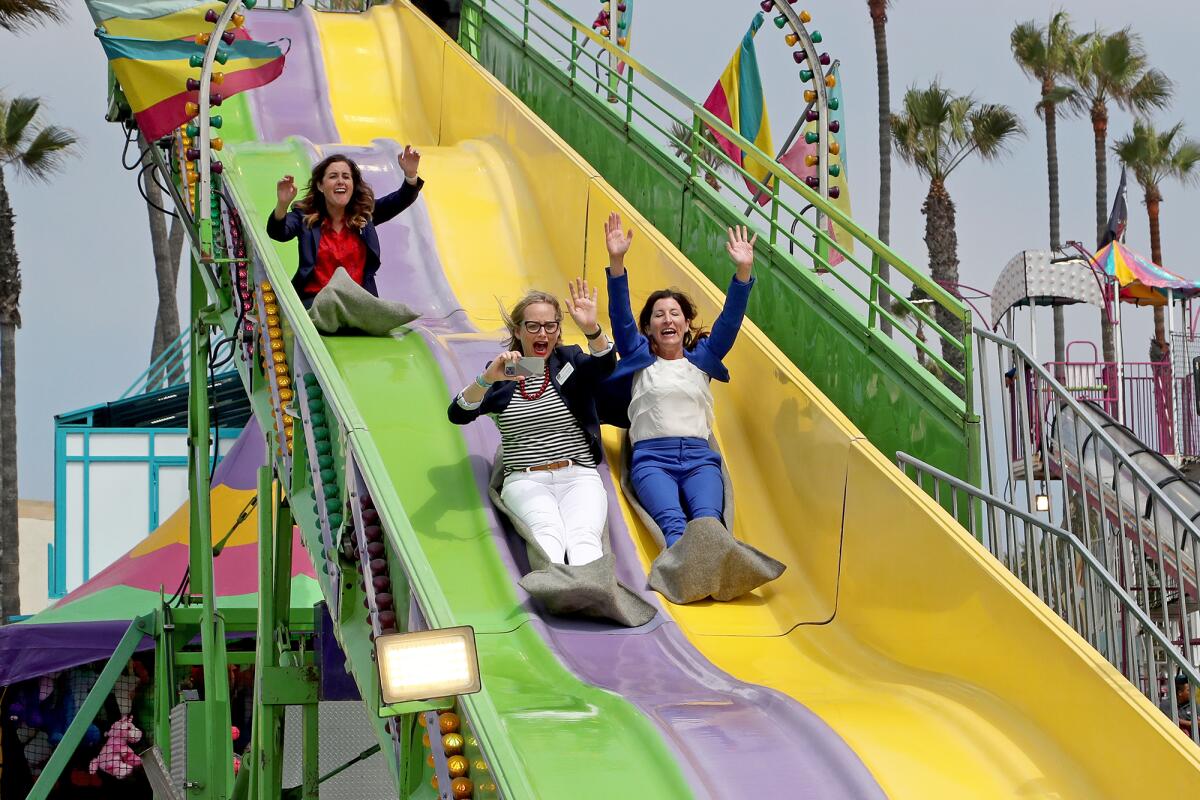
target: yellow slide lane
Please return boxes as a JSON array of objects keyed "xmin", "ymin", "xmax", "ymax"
[{"xmin": 314, "ymin": 3, "xmax": 1200, "ymax": 796}]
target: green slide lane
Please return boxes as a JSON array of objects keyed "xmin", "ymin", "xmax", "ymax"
[{"xmin": 221, "ymin": 141, "xmax": 695, "ymax": 798}]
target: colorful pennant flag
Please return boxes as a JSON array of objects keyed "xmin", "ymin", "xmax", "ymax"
[
  {"xmin": 97, "ymin": 32, "xmax": 283, "ymax": 141},
  {"xmin": 779, "ymin": 64, "xmax": 853, "ymax": 265},
  {"xmin": 89, "ymin": 0, "xmax": 245, "ymax": 41},
  {"xmin": 701, "ymin": 13, "xmax": 774, "ymax": 199}
]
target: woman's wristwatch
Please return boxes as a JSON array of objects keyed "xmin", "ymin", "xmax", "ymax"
[{"xmin": 585, "ymin": 326, "xmax": 604, "ymax": 341}]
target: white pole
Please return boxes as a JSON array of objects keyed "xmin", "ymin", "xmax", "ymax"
[
  {"xmin": 1028, "ymin": 300, "xmax": 1039, "ymax": 366},
  {"xmin": 1115, "ymin": 282, "xmax": 1125, "ymax": 423},
  {"xmin": 1171, "ymin": 290, "xmax": 1182, "ymax": 456}
]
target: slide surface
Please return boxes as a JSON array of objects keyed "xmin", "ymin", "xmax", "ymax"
[{"xmin": 221, "ymin": 4, "xmax": 1200, "ymax": 797}]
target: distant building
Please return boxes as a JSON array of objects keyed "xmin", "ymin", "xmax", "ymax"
[{"xmin": 18, "ymin": 499, "xmax": 53, "ymax": 616}]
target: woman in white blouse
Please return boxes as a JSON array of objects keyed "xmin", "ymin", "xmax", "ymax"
[
  {"xmin": 447, "ymin": 281, "xmax": 616, "ymax": 565},
  {"xmin": 600, "ymin": 212, "xmax": 757, "ymax": 547}
]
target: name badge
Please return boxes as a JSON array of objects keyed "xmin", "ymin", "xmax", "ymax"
[{"xmin": 556, "ymin": 362, "xmax": 575, "ymax": 384}]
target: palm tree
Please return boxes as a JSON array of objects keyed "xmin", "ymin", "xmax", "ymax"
[
  {"xmin": 1113, "ymin": 121, "xmax": 1200, "ymax": 344},
  {"xmin": 139, "ymin": 140, "xmax": 185, "ymax": 371},
  {"xmin": 1011, "ymin": 11, "xmax": 1085, "ymax": 379},
  {"xmin": 867, "ymin": 0, "xmax": 893, "ymax": 336},
  {"xmin": 892, "ymin": 83, "xmax": 1023, "ymax": 391},
  {"xmin": 0, "ymin": 0, "xmax": 63, "ymax": 31},
  {"xmin": 1066, "ymin": 27, "xmax": 1172, "ymax": 365},
  {"xmin": 669, "ymin": 120, "xmax": 729, "ymax": 192},
  {"xmin": 0, "ymin": 96, "xmax": 78, "ymax": 620}
]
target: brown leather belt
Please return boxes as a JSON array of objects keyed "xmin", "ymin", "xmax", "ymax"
[{"xmin": 525, "ymin": 459, "xmax": 573, "ymax": 472}]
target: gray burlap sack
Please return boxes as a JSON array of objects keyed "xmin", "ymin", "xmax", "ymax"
[
  {"xmin": 620, "ymin": 435, "xmax": 785, "ymax": 604},
  {"xmin": 488, "ymin": 451, "xmax": 656, "ymax": 628},
  {"xmin": 307, "ymin": 267, "xmax": 419, "ymax": 335}
]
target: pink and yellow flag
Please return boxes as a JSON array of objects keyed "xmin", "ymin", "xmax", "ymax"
[{"xmin": 701, "ymin": 13, "xmax": 774, "ymax": 198}]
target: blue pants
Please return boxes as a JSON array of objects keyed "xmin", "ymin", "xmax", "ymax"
[{"xmin": 630, "ymin": 437, "xmax": 724, "ymax": 546}]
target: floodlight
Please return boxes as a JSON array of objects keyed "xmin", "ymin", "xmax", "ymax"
[{"xmin": 376, "ymin": 626, "xmax": 480, "ymax": 705}]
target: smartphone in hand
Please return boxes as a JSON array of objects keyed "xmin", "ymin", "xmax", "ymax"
[{"xmin": 504, "ymin": 356, "xmax": 544, "ymax": 379}]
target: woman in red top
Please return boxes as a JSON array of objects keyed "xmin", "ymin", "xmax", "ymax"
[{"xmin": 267, "ymin": 147, "xmax": 424, "ymax": 307}]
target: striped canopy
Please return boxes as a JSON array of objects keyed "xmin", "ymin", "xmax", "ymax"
[{"xmin": 1091, "ymin": 241, "xmax": 1200, "ymax": 306}]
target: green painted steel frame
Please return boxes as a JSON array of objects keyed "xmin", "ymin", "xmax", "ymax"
[{"xmin": 463, "ymin": 0, "xmax": 980, "ymax": 482}]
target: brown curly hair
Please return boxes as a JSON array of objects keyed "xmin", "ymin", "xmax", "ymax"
[{"xmin": 293, "ymin": 154, "xmax": 375, "ymax": 231}]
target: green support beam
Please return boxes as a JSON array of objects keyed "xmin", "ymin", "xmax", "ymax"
[{"xmin": 188, "ymin": 257, "xmax": 234, "ymax": 799}]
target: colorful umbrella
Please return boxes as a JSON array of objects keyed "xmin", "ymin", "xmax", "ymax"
[{"xmin": 1090, "ymin": 241, "xmax": 1200, "ymax": 306}]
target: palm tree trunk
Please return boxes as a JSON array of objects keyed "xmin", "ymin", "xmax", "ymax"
[
  {"xmin": 144, "ymin": 148, "xmax": 183, "ymax": 374},
  {"xmin": 1092, "ymin": 102, "xmax": 1116, "ymax": 365},
  {"xmin": 1044, "ymin": 93, "xmax": 1066, "ymax": 379},
  {"xmin": 870, "ymin": 1, "xmax": 893, "ymax": 337},
  {"xmin": 0, "ymin": 165, "xmax": 21, "ymax": 620},
  {"xmin": 1147, "ymin": 190, "xmax": 1166, "ymax": 345},
  {"xmin": 922, "ymin": 177, "xmax": 965, "ymax": 395},
  {"xmin": 0, "ymin": 323, "xmax": 17, "ymax": 619}
]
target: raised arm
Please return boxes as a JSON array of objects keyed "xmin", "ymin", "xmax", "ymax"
[
  {"xmin": 266, "ymin": 175, "xmax": 302, "ymax": 241},
  {"xmin": 703, "ymin": 225, "xmax": 758, "ymax": 360},
  {"xmin": 374, "ymin": 145, "xmax": 424, "ymax": 225},
  {"xmin": 602, "ymin": 212, "xmax": 644, "ymax": 357}
]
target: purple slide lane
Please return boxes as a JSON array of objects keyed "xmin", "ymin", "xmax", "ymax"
[{"xmin": 244, "ymin": 15, "xmax": 885, "ymax": 798}]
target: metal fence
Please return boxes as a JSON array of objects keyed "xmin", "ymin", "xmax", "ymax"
[
  {"xmin": 460, "ymin": 0, "xmax": 973, "ymax": 402},
  {"xmin": 897, "ymin": 451, "xmax": 1200, "ymax": 744}
]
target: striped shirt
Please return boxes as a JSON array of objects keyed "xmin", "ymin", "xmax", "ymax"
[{"xmin": 491, "ymin": 373, "xmax": 595, "ymax": 473}]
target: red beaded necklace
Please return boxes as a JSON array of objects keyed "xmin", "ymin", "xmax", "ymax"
[{"xmin": 518, "ymin": 364, "xmax": 552, "ymax": 401}]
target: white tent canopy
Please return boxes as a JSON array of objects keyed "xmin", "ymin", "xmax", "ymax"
[{"xmin": 990, "ymin": 250, "xmax": 1105, "ymax": 329}]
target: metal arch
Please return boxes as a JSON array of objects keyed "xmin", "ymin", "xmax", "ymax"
[
  {"xmin": 762, "ymin": 1, "xmax": 830, "ymax": 215},
  {"xmin": 197, "ymin": 1, "xmax": 246, "ymax": 260}
]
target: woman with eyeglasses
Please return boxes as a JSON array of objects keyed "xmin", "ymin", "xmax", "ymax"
[{"xmin": 448, "ymin": 280, "xmax": 616, "ymax": 566}]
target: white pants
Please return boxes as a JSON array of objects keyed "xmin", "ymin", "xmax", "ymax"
[{"xmin": 500, "ymin": 465, "xmax": 607, "ymax": 566}]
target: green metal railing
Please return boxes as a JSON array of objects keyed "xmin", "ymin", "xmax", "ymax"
[{"xmin": 461, "ymin": 0, "xmax": 973, "ymax": 403}]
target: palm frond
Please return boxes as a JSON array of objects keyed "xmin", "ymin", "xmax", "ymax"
[
  {"xmin": 1125, "ymin": 68, "xmax": 1173, "ymax": 114},
  {"xmin": 968, "ymin": 104, "xmax": 1025, "ymax": 160},
  {"xmin": 1113, "ymin": 119, "xmax": 1199, "ymax": 194},
  {"xmin": 893, "ymin": 81, "xmax": 1021, "ymax": 182},
  {"xmin": 1010, "ymin": 20, "xmax": 1049, "ymax": 81},
  {"xmin": 0, "ymin": 0, "xmax": 64, "ymax": 32},
  {"xmin": 15, "ymin": 125, "xmax": 78, "ymax": 181},
  {"xmin": 2, "ymin": 97, "xmax": 40, "ymax": 154}
]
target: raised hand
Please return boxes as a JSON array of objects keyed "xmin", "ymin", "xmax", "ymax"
[
  {"xmin": 725, "ymin": 224, "xmax": 757, "ymax": 280},
  {"xmin": 565, "ymin": 278, "xmax": 600, "ymax": 334},
  {"xmin": 276, "ymin": 175, "xmax": 297, "ymax": 209},
  {"xmin": 398, "ymin": 145, "xmax": 421, "ymax": 180},
  {"xmin": 604, "ymin": 211, "xmax": 634, "ymax": 275}
]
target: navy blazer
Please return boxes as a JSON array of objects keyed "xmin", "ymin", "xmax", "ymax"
[
  {"xmin": 265, "ymin": 177, "xmax": 424, "ymax": 301},
  {"xmin": 597, "ymin": 268, "xmax": 755, "ymax": 428},
  {"xmin": 447, "ymin": 344, "xmax": 617, "ymax": 464}
]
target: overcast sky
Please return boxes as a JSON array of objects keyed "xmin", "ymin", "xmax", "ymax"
[{"xmin": 3, "ymin": 0, "xmax": 1199, "ymax": 499}]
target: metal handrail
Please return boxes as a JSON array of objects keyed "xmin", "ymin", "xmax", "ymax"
[
  {"xmin": 897, "ymin": 450, "xmax": 1200, "ymax": 744},
  {"xmin": 119, "ymin": 325, "xmax": 237, "ymax": 399},
  {"xmin": 971, "ymin": 326, "xmax": 1200, "ymax": 727},
  {"xmin": 463, "ymin": 0, "xmax": 973, "ymax": 400}
]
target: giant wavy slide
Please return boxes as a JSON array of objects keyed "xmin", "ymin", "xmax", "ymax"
[{"xmin": 201, "ymin": 3, "xmax": 1200, "ymax": 796}]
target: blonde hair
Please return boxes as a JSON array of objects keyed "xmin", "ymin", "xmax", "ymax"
[{"xmin": 501, "ymin": 291, "xmax": 562, "ymax": 352}]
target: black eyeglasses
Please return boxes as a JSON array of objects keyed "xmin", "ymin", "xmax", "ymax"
[{"xmin": 522, "ymin": 320, "xmax": 561, "ymax": 334}]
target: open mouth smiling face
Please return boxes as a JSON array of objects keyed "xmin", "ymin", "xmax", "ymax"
[
  {"xmin": 320, "ymin": 162, "xmax": 354, "ymax": 209},
  {"xmin": 519, "ymin": 302, "xmax": 560, "ymax": 357},
  {"xmin": 648, "ymin": 297, "xmax": 687, "ymax": 351}
]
